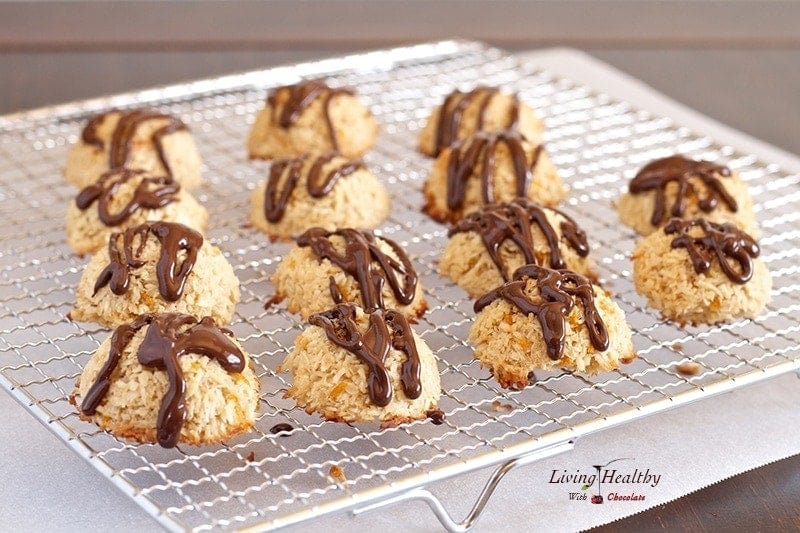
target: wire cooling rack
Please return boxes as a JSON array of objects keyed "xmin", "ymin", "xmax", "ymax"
[{"xmin": 1, "ymin": 41, "xmax": 799, "ymax": 531}]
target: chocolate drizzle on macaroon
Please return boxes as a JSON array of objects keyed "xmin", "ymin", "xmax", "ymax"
[
  {"xmin": 475, "ymin": 265, "xmax": 609, "ymax": 361},
  {"xmin": 630, "ymin": 155, "xmax": 737, "ymax": 226},
  {"xmin": 296, "ymin": 227, "xmax": 418, "ymax": 312},
  {"xmin": 449, "ymin": 198, "xmax": 589, "ymax": 281},
  {"xmin": 80, "ymin": 313, "xmax": 245, "ymax": 448},
  {"xmin": 664, "ymin": 218, "xmax": 759, "ymax": 284},
  {"xmin": 445, "ymin": 131, "xmax": 543, "ymax": 212},
  {"xmin": 75, "ymin": 168, "xmax": 180, "ymax": 226},
  {"xmin": 82, "ymin": 108, "xmax": 189, "ymax": 178},
  {"xmin": 433, "ymin": 87, "xmax": 520, "ymax": 156},
  {"xmin": 309, "ymin": 303, "xmax": 422, "ymax": 407},
  {"xmin": 267, "ymin": 80, "xmax": 355, "ymax": 152},
  {"xmin": 263, "ymin": 152, "xmax": 365, "ymax": 222},
  {"xmin": 93, "ymin": 221, "xmax": 204, "ymax": 301}
]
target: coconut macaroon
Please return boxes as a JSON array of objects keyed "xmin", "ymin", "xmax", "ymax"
[
  {"xmin": 247, "ymin": 79, "xmax": 378, "ymax": 159},
  {"xmin": 469, "ymin": 265, "xmax": 635, "ymax": 390},
  {"xmin": 71, "ymin": 221, "xmax": 240, "ymax": 328},
  {"xmin": 65, "ymin": 168, "xmax": 208, "ymax": 256},
  {"xmin": 422, "ymin": 130, "xmax": 566, "ymax": 223},
  {"xmin": 617, "ymin": 155, "xmax": 758, "ymax": 236},
  {"xmin": 632, "ymin": 217, "xmax": 771, "ymax": 325},
  {"xmin": 418, "ymin": 86, "xmax": 544, "ymax": 157},
  {"xmin": 440, "ymin": 198, "xmax": 593, "ymax": 298},
  {"xmin": 272, "ymin": 227, "xmax": 426, "ymax": 320},
  {"xmin": 65, "ymin": 108, "xmax": 202, "ymax": 190},
  {"xmin": 249, "ymin": 151, "xmax": 390, "ymax": 240},
  {"xmin": 74, "ymin": 313, "xmax": 259, "ymax": 448},
  {"xmin": 279, "ymin": 303, "xmax": 441, "ymax": 426}
]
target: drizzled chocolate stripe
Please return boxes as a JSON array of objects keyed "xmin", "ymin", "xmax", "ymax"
[
  {"xmin": 263, "ymin": 152, "xmax": 365, "ymax": 222},
  {"xmin": 296, "ymin": 227, "xmax": 417, "ymax": 312},
  {"xmin": 449, "ymin": 198, "xmax": 589, "ymax": 281},
  {"xmin": 445, "ymin": 131, "xmax": 542, "ymax": 212},
  {"xmin": 630, "ymin": 155, "xmax": 737, "ymax": 226},
  {"xmin": 433, "ymin": 87, "xmax": 519, "ymax": 156},
  {"xmin": 267, "ymin": 80, "xmax": 354, "ymax": 152},
  {"xmin": 93, "ymin": 221, "xmax": 203, "ymax": 302},
  {"xmin": 309, "ymin": 303, "xmax": 421, "ymax": 407},
  {"xmin": 81, "ymin": 109, "xmax": 188, "ymax": 178},
  {"xmin": 80, "ymin": 313, "xmax": 245, "ymax": 448},
  {"xmin": 475, "ymin": 265, "xmax": 609, "ymax": 361},
  {"xmin": 664, "ymin": 218, "xmax": 759, "ymax": 284},
  {"xmin": 75, "ymin": 168, "xmax": 179, "ymax": 226}
]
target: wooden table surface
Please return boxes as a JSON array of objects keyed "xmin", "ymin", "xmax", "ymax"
[
  {"xmin": 594, "ymin": 453, "xmax": 800, "ymax": 531},
  {"xmin": 2, "ymin": 46, "xmax": 799, "ymax": 529}
]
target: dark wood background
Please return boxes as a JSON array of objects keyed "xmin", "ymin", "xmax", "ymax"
[{"xmin": 594, "ymin": 453, "xmax": 800, "ymax": 531}]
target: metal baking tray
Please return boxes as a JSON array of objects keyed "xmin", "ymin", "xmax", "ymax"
[{"xmin": 1, "ymin": 40, "xmax": 799, "ymax": 531}]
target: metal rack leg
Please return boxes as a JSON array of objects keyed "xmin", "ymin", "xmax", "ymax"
[{"xmin": 352, "ymin": 440, "xmax": 574, "ymax": 532}]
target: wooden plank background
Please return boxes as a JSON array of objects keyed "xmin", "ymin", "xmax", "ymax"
[{"xmin": 2, "ymin": 0, "xmax": 800, "ymax": 48}]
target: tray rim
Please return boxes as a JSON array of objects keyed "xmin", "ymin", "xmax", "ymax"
[{"xmin": 1, "ymin": 39, "xmax": 799, "ymax": 531}]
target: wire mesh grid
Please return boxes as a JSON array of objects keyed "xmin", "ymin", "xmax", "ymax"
[{"xmin": 1, "ymin": 41, "xmax": 799, "ymax": 531}]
